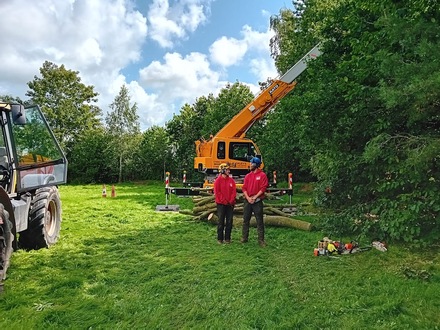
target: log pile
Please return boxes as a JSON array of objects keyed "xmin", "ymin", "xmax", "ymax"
[{"xmin": 180, "ymin": 192, "xmax": 313, "ymax": 231}]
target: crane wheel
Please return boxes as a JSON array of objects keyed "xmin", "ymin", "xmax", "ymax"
[{"xmin": 18, "ymin": 186, "xmax": 62, "ymax": 250}]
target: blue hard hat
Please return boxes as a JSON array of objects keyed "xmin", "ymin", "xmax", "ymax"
[{"xmin": 250, "ymin": 157, "xmax": 261, "ymax": 167}]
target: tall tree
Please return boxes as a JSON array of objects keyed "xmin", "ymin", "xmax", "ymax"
[
  {"xmin": 270, "ymin": 0, "xmax": 440, "ymax": 244},
  {"xmin": 68, "ymin": 127, "xmax": 118, "ymax": 183},
  {"xmin": 105, "ymin": 85, "xmax": 140, "ymax": 183},
  {"xmin": 134, "ymin": 126, "xmax": 174, "ymax": 180},
  {"xmin": 166, "ymin": 96, "xmax": 213, "ymax": 180},
  {"xmin": 26, "ymin": 61, "xmax": 102, "ymax": 152}
]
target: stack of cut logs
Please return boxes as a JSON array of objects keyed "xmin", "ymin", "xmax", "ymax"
[{"xmin": 179, "ymin": 191, "xmax": 312, "ymax": 231}]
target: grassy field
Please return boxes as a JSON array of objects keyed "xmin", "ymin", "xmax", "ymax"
[{"xmin": 1, "ymin": 182, "xmax": 439, "ymax": 329}]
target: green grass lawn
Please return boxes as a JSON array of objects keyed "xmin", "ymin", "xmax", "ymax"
[{"xmin": 1, "ymin": 182, "xmax": 439, "ymax": 329}]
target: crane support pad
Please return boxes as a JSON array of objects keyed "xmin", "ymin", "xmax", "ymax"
[{"xmin": 156, "ymin": 205, "xmax": 180, "ymax": 211}]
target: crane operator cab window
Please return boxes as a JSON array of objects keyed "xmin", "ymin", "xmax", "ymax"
[
  {"xmin": 230, "ymin": 142, "xmax": 256, "ymax": 161},
  {"xmin": 217, "ymin": 141, "xmax": 226, "ymax": 159},
  {"xmin": 10, "ymin": 105, "xmax": 68, "ymax": 192}
]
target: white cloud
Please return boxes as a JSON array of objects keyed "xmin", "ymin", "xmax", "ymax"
[
  {"xmin": 147, "ymin": 0, "xmax": 211, "ymax": 48},
  {"xmin": 207, "ymin": 24, "xmax": 279, "ymax": 97},
  {"xmin": 0, "ymin": 0, "xmax": 147, "ymax": 114},
  {"xmin": 209, "ymin": 37, "xmax": 248, "ymax": 67},
  {"xmin": 209, "ymin": 24, "xmax": 275, "ymax": 70},
  {"xmin": 137, "ymin": 51, "xmax": 224, "ymax": 121},
  {"xmin": 241, "ymin": 24, "xmax": 274, "ymax": 54},
  {"xmin": 250, "ymin": 58, "xmax": 278, "ymax": 83},
  {"xmin": 0, "ymin": 0, "xmax": 280, "ymax": 131},
  {"xmin": 147, "ymin": 0, "xmax": 185, "ymax": 48},
  {"xmin": 127, "ymin": 81, "xmax": 169, "ymax": 128}
]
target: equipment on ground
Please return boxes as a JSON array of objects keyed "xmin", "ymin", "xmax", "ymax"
[
  {"xmin": 0, "ymin": 102, "xmax": 67, "ymax": 291},
  {"xmin": 314, "ymin": 237, "xmax": 372, "ymax": 256},
  {"xmin": 194, "ymin": 44, "xmax": 321, "ymax": 184}
]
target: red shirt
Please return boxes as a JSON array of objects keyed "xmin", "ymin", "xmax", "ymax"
[
  {"xmin": 214, "ymin": 175, "xmax": 237, "ymax": 205},
  {"xmin": 242, "ymin": 169, "xmax": 269, "ymax": 200}
]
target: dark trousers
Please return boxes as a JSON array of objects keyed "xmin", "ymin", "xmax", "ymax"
[
  {"xmin": 217, "ymin": 204, "xmax": 234, "ymax": 241},
  {"xmin": 242, "ymin": 200, "xmax": 264, "ymax": 242}
]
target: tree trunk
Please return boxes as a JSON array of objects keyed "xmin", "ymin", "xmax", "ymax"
[
  {"xmin": 179, "ymin": 209, "xmax": 194, "ymax": 216},
  {"xmin": 118, "ymin": 154, "xmax": 123, "ymax": 183},
  {"xmin": 203, "ymin": 213, "xmax": 312, "ymax": 231},
  {"xmin": 195, "ymin": 195, "xmax": 215, "ymax": 206},
  {"xmin": 265, "ymin": 207, "xmax": 291, "ymax": 217},
  {"xmin": 193, "ymin": 203, "xmax": 217, "ymax": 214}
]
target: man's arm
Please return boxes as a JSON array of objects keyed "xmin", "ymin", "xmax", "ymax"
[
  {"xmin": 242, "ymin": 176, "xmax": 253, "ymax": 203},
  {"xmin": 252, "ymin": 173, "xmax": 269, "ymax": 201},
  {"xmin": 214, "ymin": 178, "xmax": 225, "ymax": 203}
]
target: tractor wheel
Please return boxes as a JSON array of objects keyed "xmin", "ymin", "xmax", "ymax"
[
  {"xmin": 19, "ymin": 186, "xmax": 62, "ymax": 250},
  {"xmin": 0, "ymin": 203, "xmax": 13, "ymax": 283}
]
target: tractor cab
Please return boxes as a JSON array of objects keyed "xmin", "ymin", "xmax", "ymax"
[{"xmin": 0, "ymin": 103, "xmax": 67, "ymax": 195}]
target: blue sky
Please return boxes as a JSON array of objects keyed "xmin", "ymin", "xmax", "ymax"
[{"xmin": 0, "ymin": 0, "xmax": 293, "ymax": 131}]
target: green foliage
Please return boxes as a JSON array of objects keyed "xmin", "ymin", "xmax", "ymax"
[
  {"xmin": 257, "ymin": 86, "xmax": 316, "ymax": 182},
  {"xmin": 68, "ymin": 128, "xmax": 118, "ymax": 183},
  {"xmin": 361, "ymin": 134, "xmax": 440, "ymax": 245},
  {"xmin": 166, "ymin": 100, "xmax": 209, "ymax": 180},
  {"xmin": 268, "ymin": 0, "xmax": 440, "ymax": 245},
  {"xmin": 26, "ymin": 61, "xmax": 102, "ymax": 153},
  {"xmin": 134, "ymin": 126, "xmax": 174, "ymax": 180},
  {"xmin": 105, "ymin": 85, "xmax": 140, "ymax": 136},
  {"xmin": 0, "ymin": 95, "xmax": 26, "ymax": 105}
]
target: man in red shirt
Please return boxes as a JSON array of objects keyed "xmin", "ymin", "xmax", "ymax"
[
  {"xmin": 214, "ymin": 163, "xmax": 237, "ymax": 244},
  {"xmin": 241, "ymin": 157, "xmax": 269, "ymax": 247}
]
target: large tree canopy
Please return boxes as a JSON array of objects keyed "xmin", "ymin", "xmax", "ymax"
[
  {"xmin": 26, "ymin": 61, "xmax": 102, "ymax": 152},
  {"xmin": 266, "ymin": 0, "xmax": 440, "ymax": 245},
  {"xmin": 134, "ymin": 126, "xmax": 174, "ymax": 181}
]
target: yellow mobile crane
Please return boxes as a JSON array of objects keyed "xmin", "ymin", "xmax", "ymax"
[{"xmin": 194, "ymin": 44, "xmax": 321, "ymax": 184}]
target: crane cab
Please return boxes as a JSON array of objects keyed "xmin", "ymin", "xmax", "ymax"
[{"xmin": 194, "ymin": 136, "xmax": 263, "ymax": 181}]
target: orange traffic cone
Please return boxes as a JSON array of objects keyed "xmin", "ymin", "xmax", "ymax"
[
  {"xmin": 111, "ymin": 185, "xmax": 116, "ymax": 198},
  {"xmin": 102, "ymin": 184, "xmax": 107, "ymax": 197}
]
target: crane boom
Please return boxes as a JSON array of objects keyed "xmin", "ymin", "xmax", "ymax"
[{"xmin": 215, "ymin": 44, "xmax": 321, "ymax": 139}]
